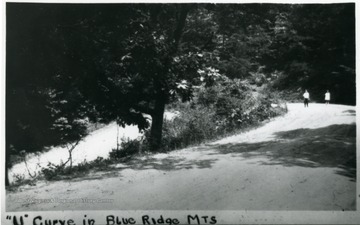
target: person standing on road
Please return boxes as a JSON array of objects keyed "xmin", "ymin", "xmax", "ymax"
[
  {"xmin": 303, "ymin": 90, "xmax": 310, "ymax": 107},
  {"xmin": 325, "ymin": 90, "xmax": 330, "ymax": 105}
]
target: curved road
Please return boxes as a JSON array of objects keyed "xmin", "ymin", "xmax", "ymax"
[{"xmin": 6, "ymin": 103, "xmax": 356, "ymax": 211}]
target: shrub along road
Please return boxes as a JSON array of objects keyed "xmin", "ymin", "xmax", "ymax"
[{"xmin": 6, "ymin": 103, "xmax": 356, "ymax": 211}]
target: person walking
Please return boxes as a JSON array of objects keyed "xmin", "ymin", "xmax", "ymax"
[
  {"xmin": 303, "ymin": 90, "xmax": 310, "ymax": 107},
  {"xmin": 325, "ymin": 90, "xmax": 330, "ymax": 105}
]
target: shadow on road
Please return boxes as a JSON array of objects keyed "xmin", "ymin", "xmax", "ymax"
[
  {"xmin": 124, "ymin": 156, "xmax": 217, "ymax": 171},
  {"xmin": 70, "ymin": 157, "xmax": 218, "ymax": 183},
  {"xmin": 73, "ymin": 124, "xmax": 356, "ymax": 183},
  {"xmin": 206, "ymin": 123, "xmax": 356, "ymax": 181}
]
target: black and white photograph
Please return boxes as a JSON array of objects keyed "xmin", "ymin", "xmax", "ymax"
[{"xmin": 2, "ymin": 1, "xmax": 358, "ymax": 224}]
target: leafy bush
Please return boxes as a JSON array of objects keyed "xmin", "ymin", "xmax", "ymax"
[
  {"xmin": 162, "ymin": 107, "xmax": 217, "ymax": 150},
  {"xmin": 41, "ymin": 162, "xmax": 70, "ymax": 180},
  {"xmin": 109, "ymin": 138, "xmax": 142, "ymax": 160},
  {"xmin": 13, "ymin": 173, "xmax": 25, "ymax": 183},
  {"xmin": 7, "ymin": 173, "xmax": 37, "ymax": 189},
  {"xmin": 41, "ymin": 157, "xmax": 111, "ymax": 181},
  {"xmin": 162, "ymin": 79, "xmax": 286, "ymax": 152}
]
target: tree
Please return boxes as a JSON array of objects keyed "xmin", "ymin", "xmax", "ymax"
[
  {"xmin": 6, "ymin": 3, "xmax": 93, "ymax": 185},
  {"xmin": 45, "ymin": 4, "xmax": 211, "ymax": 151},
  {"xmin": 263, "ymin": 4, "xmax": 355, "ymax": 104},
  {"xmin": 6, "ymin": 3, "xmax": 209, "ymax": 159},
  {"xmin": 211, "ymin": 4, "xmax": 281, "ymax": 80}
]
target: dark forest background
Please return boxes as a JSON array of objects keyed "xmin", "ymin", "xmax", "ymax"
[{"xmin": 6, "ymin": 3, "xmax": 355, "ymax": 185}]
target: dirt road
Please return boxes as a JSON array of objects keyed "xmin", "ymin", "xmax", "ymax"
[{"xmin": 6, "ymin": 103, "xmax": 356, "ymax": 211}]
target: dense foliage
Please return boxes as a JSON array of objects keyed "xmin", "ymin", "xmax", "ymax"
[{"xmin": 160, "ymin": 77, "xmax": 286, "ymax": 151}]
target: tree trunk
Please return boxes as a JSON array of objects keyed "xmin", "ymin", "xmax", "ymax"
[
  {"xmin": 149, "ymin": 97, "xmax": 166, "ymax": 152},
  {"xmin": 147, "ymin": 5, "xmax": 190, "ymax": 152},
  {"xmin": 5, "ymin": 166, "xmax": 9, "ymax": 187},
  {"xmin": 5, "ymin": 142, "xmax": 10, "ymax": 186}
]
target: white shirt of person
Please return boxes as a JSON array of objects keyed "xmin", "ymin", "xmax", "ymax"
[
  {"xmin": 325, "ymin": 92, "xmax": 330, "ymax": 100},
  {"xmin": 303, "ymin": 92, "xmax": 309, "ymax": 99}
]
